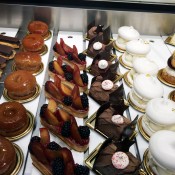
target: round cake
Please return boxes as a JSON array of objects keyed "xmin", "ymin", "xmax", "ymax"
[
  {"xmin": 28, "ymin": 21, "xmax": 48, "ymax": 37},
  {"xmin": 129, "ymin": 74, "xmax": 164, "ymax": 110},
  {"xmin": 0, "ymin": 135, "xmax": 16, "ymax": 175},
  {"xmin": 22, "ymin": 34, "xmax": 44, "ymax": 52},
  {"xmin": 127, "ymin": 58, "xmax": 159, "ymax": 85},
  {"xmin": 4, "ymin": 70, "xmax": 37, "ymax": 100},
  {"xmin": 14, "ymin": 51, "xmax": 42, "ymax": 73},
  {"xmin": 115, "ymin": 26, "xmax": 140, "ymax": 51},
  {"xmin": 148, "ymin": 130, "xmax": 175, "ymax": 175},
  {"xmin": 141, "ymin": 98, "xmax": 175, "ymax": 137},
  {"xmin": 161, "ymin": 52, "xmax": 175, "ymax": 85},
  {"xmin": 0, "ymin": 101, "xmax": 28, "ymax": 137},
  {"xmin": 122, "ymin": 39, "xmax": 150, "ymax": 67}
]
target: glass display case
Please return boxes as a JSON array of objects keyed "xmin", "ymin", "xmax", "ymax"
[{"xmin": 0, "ymin": 1, "xmax": 174, "ymax": 175}]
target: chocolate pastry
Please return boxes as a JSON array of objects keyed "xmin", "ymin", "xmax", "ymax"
[
  {"xmin": 89, "ymin": 76, "xmax": 118, "ymax": 105},
  {"xmin": 90, "ymin": 53, "xmax": 119, "ymax": 80},
  {"xmin": 0, "ymin": 44, "xmax": 15, "ymax": 59},
  {"xmin": 93, "ymin": 138, "xmax": 141, "ymax": 175},
  {"xmin": 86, "ymin": 30, "xmax": 113, "ymax": 58},
  {"xmin": 0, "ymin": 56, "xmax": 6, "ymax": 68},
  {"xmin": 95, "ymin": 85, "xmax": 138, "ymax": 140},
  {"xmin": 0, "ymin": 35, "xmax": 20, "ymax": 48}
]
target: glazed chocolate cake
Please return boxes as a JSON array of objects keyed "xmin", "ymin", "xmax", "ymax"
[
  {"xmin": 90, "ymin": 53, "xmax": 119, "ymax": 79},
  {"xmin": 89, "ymin": 76, "xmax": 118, "ymax": 105},
  {"xmin": 95, "ymin": 85, "xmax": 138, "ymax": 140},
  {"xmin": 93, "ymin": 138, "xmax": 141, "ymax": 175},
  {"xmin": 0, "ymin": 35, "xmax": 20, "ymax": 48}
]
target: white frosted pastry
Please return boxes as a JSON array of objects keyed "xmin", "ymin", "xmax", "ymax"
[
  {"xmin": 122, "ymin": 39, "xmax": 151, "ymax": 67},
  {"xmin": 148, "ymin": 130, "xmax": 175, "ymax": 175},
  {"xmin": 115, "ymin": 26, "xmax": 140, "ymax": 50},
  {"xmin": 129, "ymin": 74, "xmax": 164, "ymax": 110},
  {"xmin": 142, "ymin": 98, "xmax": 175, "ymax": 136},
  {"xmin": 127, "ymin": 58, "xmax": 159, "ymax": 85}
]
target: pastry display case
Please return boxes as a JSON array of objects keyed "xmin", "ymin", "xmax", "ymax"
[{"xmin": 0, "ymin": 1, "xmax": 175, "ymax": 175}]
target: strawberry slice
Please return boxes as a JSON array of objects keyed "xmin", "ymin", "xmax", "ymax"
[
  {"xmin": 73, "ymin": 45, "xmax": 78, "ymax": 56},
  {"xmin": 44, "ymin": 149, "xmax": 62, "ymax": 162},
  {"xmin": 57, "ymin": 109, "xmax": 71, "ymax": 122},
  {"xmin": 72, "ymin": 53, "xmax": 82, "ymax": 64},
  {"xmin": 53, "ymin": 60, "xmax": 64, "ymax": 76},
  {"xmin": 48, "ymin": 99, "xmax": 57, "ymax": 113},
  {"xmin": 64, "ymin": 162, "xmax": 74, "ymax": 175},
  {"xmin": 72, "ymin": 85, "xmax": 83, "ymax": 109},
  {"xmin": 56, "ymin": 56, "xmax": 63, "ymax": 66},
  {"xmin": 40, "ymin": 128, "xmax": 50, "ymax": 146},
  {"xmin": 60, "ymin": 38, "xmax": 73, "ymax": 54}
]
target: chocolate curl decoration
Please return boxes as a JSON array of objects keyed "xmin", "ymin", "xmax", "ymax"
[
  {"xmin": 102, "ymin": 60, "xmax": 119, "ymax": 81},
  {"xmin": 94, "ymin": 25, "xmax": 104, "ymax": 34},
  {"xmin": 103, "ymin": 26, "xmax": 111, "ymax": 45},
  {"xmin": 120, "ymin": 115, "xmax": 139, "ymax": 142}
]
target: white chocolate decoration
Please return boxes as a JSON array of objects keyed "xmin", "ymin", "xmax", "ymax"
[
  {"xmin": 112, "ymin": 151, "xmax": 129, "ymax": 169},
  {"xmin": 93, "ymin": 42, "xmax": 102, "ymax": 50},
  {"xmin": 98, "ymin": 60, "xmax": 108, "ymax": 69},
  {"xmin": 101, "ymin": 80, "xmax": 114, "ymax": 90},
  {"xmin": 111, "ymin": 115, "xmax": 124, "ymax": 124}
]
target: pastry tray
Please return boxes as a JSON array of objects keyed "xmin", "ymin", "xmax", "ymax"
[{"xmin": 164, "ymin": 35, "xmax": 175, "ymax": 47}]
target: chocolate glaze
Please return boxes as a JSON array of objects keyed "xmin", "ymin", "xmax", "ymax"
[
  {"xmin": 0, "ymin": 44, "xmax": 13, "ymax": 56},
  {"xmin": 0, "ymin": 56, "xmax": 6, "ymax": 64},
  {"xmin": 89, "ymin": 76, "xmax": 118, "ymax": 105},
  {"xmin": 93, "ymin": 138, "xmax": 141, "ymax": 175},
  {"xmin": 0, "ymin": 35, "xmax": 20, "ymax": 45}
]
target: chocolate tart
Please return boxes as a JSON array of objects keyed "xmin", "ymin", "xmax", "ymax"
[
  {"xmin": 0, "ymin": 35, "xmax": 20, "ymax": 48},
  {"xmin": 85, "ymin": 138, "xmax": 141, "ymax": 175}
]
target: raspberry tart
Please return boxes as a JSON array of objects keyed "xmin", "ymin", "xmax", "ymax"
[
  {"xmin": 45, "ymin": 76, "xmax": 89, "ymax": 118},
  {"xmin": 48, "ymin": 57, "xmax": 88, "ymax": 92},
  {"xmin": 28, "ymin": 128, "xmax": 89, "ymax": 175},
  {"xmin": 53, "ymin": 38, "xmax": 86, "ymax": 70},
  {"xmin": 40, "ymin": 99, "xmax": 90, "ymax": 152}
]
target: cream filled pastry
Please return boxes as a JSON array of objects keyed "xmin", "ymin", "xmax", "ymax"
[
  {"xmin": 142, "ymin": 98, "xmax": 175, "ymax": 137},
  {"xmin": 147, "ymin": 130, "xmax": 175, "ymax": 175},
  {"xmin": 129, "ymin": 74, "xmax": 164, "ymax": 111},
  {"xmin": 161, "ymin": 51, "xmax": 175, "ymax": 85},
  {"xmin": 122, "ymin": 39, "xmax": 150, "ymax": 68},
  {"xmin": 115, "ymin": 26, "xmax": 140, "ymax": 51},
  {"xmin": 127, "ymin": 58, "xmax": 159, "ymax": 85}
]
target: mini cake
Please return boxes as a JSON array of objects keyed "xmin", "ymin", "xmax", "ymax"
[
  {"xmin": 0, "ymin": 136, "xmax": 16, "ymax": 175},
  {"xmin": 0, "ymin": 44, "xmax": 16, "ymax": 59},
  {"xmin": 115, "ymin": 26, "xmax": 140, "ymax": 51},
  {"xmin": 141, "ymin": 98, "xmax": 175, "ymax": 137},
  {"xmin": 28, "ymin": 21, "xmax": 49, "ymax": 38},
  {"xmin": 121, "ymin": 39, "xmax": 150, "ymax": 68},
  {"xmin": 29, "ymin": 128, "xmax": 89, "ymax": 175},
  {"xmin": 127, "ymin": 58, "xmax": 158, "ymax": 86},
  {"xmin": 22, "ymin": 34, "xmax": 44, "ymax": 52},
  {"xmin": 129, "ymin": 74, "xmax": 164, "ymax": 111},
  {"xmin": 40, "ymin": 99, "xmax": 90, "ymax": 152},
  {"xmin": 86, "ymin": 34, "xmax": 113, "ymax": 58},
  {"xmin": 147, "ymin": 130, "xmax": 175, "ymax": 175},
  {"xmin": 94, "ymin": 85, "xmax": 138, "ymax": 140},
  {"xmin": 0, "ymin": 101, "xmax": 29, "ymax": 137},
  {"xmin": 161, "ymin": 51, "xmax": 175, "ymax": 85},
  {"xmin": 53, "ymin": 38, "xmax": 86, "ymax": 70},
  {"xmin": 14, "ymin": 51, "xmax": 42, "ymax": 73},
  {"xmin": 48, "ymin": 58, "xmax": 88, "ymax": 92},
  {"xmin": 4, "ymin": 70, "xmax": 37, "ymax": 100},
  {"xmin": 89, "ymin": 76, "xmax": 118, "ymax": 105},
  {"xmin": 90, "ymin": 53, "xmax": 118, "ymax": 80},
  {"xmin": 45, "ymin": 75, "xmax": 89, "ymax": 118},
  {"xmin": 93, "ymin": 138, "xmax": 141, "ymax": 175},
  {"xmin": 0, "ymin": 35, "xmax": 20, "ymax": 48}
]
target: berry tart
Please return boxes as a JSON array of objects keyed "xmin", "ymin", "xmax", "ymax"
[
  {"xmin": 45, "ymin": 76, "xmax": 89, "ymax": 118},
  {"xmin": 40, "ymin": 99, "xmax": 90, "ymax": 152},
  {"xmin": 53, "ymin": 38, "xmax": 86, "ymax": 70},
  {"xmin": 48, "ymin": 57, "xmax": 88, "ymax": 92},
  {"xmin": 28, "ymin": 128, "xmax": 89, "ymax": 175},
  {"xmin": 94, "ymin": 85, "xmax": 138, "ymax": 140},
  {"xmin": 93, "ymin": 137, "xmax": 141, "ymax": 175},
  {"xmin": 86, "ymin": 34, "xmax": 113, "ymax": 58}
]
